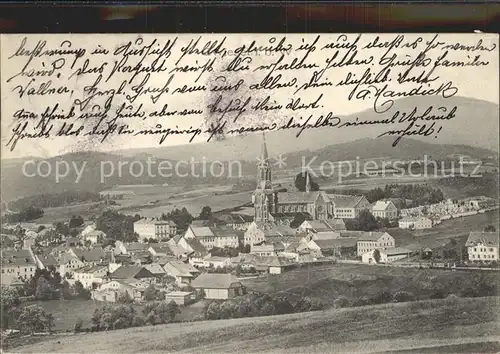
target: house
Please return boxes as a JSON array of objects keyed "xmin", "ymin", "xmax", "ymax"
[
  {"xmin": 268, "ymin": 257, "xmax": 296, "ymax": 274},
  {"xmin": 250, "ymin": 241, "xmax": 285, "ymax": 257},
  {"xmin": 165, "ymin": 291, "xmax": 193, "ymax": 306},
  {"xmin": 191, "ymin": 273, "xmax": 246, "ymax": 300},
  {"xmin": 398, "ymin": 216, "xmax": 433, "ymax": 230},
  {"xmin": 243, "ymin": 222, "xmax": 296, "ymax": 246},
  {"xmin": 73, "ymin": 264, "xmax": 108, "ymax": 289},
  {"xmin": 133, "ymin": 217, "xmax": 177, "ymax": 242},
  {"xmin": 80, "ymin": 224, "xmax": 96, "ymax": 237},
  {"xmin": 356, "ymin": 232, "xmax": 395, "ymax": 256},
  {"xmin": 33, "ymin": 251, "xmax": 58, "ymax": 270},
  {"xmin": 177, "ymin": 237, "xmax": 209, "ymax": 267},
  {"xmin": 218, "ymin": 214, "xmax": 254, "ymax": 231},
  {"xmin": 466, "ymin": 231, "xmax": 499, "ymax": 263},
  {"xmin": 204, "ymin": 256, "xmax": 231, "ymax": 269},
  {"xmin": 65, "ymin": 236, "xmax": 80, "ymax": 247},
  {"xmin": 329, "ymin": 194, "xmax": 371, "ymax": 219},
  {"xmin": 163, "ymin": 261, "xmax": 200, "ymax": 285},
  {"xmin": 144, "ymin": 263, "xmax": 166, "ymax": 277},
  {"xmin": 362, "ymin": 247, "xmax": 411, "ymax": 264},
  {"xmin": 1, "ymin": 249, "xmax": 38, "ymax": 286},
  {"xmin": 297, "ymin": 219, "xmax": 346, "ymax": 234},
  {"xmin": 84, "ymin": 230, "xmax": 106, "ymax": 245},
  {"xmin": 114, "ymin": 241, "xmax": 151, "ymax": 256},
  {"xmin": 130, "ymin": 251, "xmax": 153, "ymax": 265},
  {"xmin": 148, "ymin": 243, "xmax": 176, "ymax": 258},
  {"xmin": 109, "ymin": 265, "xmax": 156, "ymax": 283},
  {"xmin": 93, "ymin": 279, "xmax": 148, "ymax": 302},
  {"xmin": 23, "ymin": 235, "xmax": 37, "ymax": 250},
  {"xmin": 184, "ymin": 225, "xmax": 240, "ymax": 250},
  {"xmin": 308, "ymin": 238, "xmax": 358, "ymax": 258},
  {"xmin": 280, "ymin": 239, "xmax": 313, "ymax": 262},
  {"xmin": 371, "ymin": 200, "xmax": 398, "ymax": 219}
]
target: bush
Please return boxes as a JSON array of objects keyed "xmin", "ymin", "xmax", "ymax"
[
  {"xmin": 74, "ymin": 318, "xmax": 84, "ymax": 333},
  {"xmin": 392, "ymin": 291, "xmax": 415, "ymax": 303},
  {"xmin": 131, "ymin": 315, "xmax": 146, "ymax": 327},
  {"xmin": 351, "ymin": 296, "xmax": 371, "ymax": 307},
  {"xmin": 333, "ymin": 296, "xmax": 350, "ymax": 309}
]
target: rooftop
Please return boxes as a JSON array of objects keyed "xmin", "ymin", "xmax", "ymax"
[
  {"xmin": 191, "ymin": 273, "xmax": 242, "ymax": 289},
  {"xmin": 466, "ymin": 231, "xmax": 499, "ymax": 247}
]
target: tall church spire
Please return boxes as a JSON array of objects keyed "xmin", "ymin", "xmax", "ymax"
[
  {"xmin": 305, "ymin": 170, "xmax": 311, "ymax": 193},
  {"xmin": 253, "ymin": 132, "xmax": 275, "ymax": 224},
  {"xmin": 261, "ymin": 132, "xmax": 269, "ymax": 161}
]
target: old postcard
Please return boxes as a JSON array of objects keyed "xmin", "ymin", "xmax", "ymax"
[{"xmin": 1, "ymin": 33, "xmax": 499, "ymax": 353}]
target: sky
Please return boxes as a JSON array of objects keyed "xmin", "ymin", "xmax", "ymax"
[{"xmin": 1, "ymin": 32, "xmax": 498, "ymax": 159}]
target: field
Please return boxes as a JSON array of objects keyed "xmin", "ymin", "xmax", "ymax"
[
  {"xmin": 35, "ymin": 184, "xmax": 252, "ymax": 222},
  {"xmin": 10, "ymin": 297, "xmax": 500, "ymax": 353},
  {"xmin": 24, "ymin": 299, "xmax": 118, "ymax": 331},
  {"xmin": 240, "ymin": 263, "xmax": 499, "ymax": 306},
  {"xmin": 23, "ymin": 299, "xmax": 205, "ymax": 332},
  {"xmin": 388, "ymin": 210, "xmax": 499, "ymax": 249}
]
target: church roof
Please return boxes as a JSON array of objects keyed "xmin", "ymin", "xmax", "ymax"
[
  {"xmin": 278, "ymin": 191, "xmax": 324, "ymax": 204},
  {"xmin": 329, "ymin": 194, "xmax": 367, "ymax": 208}
]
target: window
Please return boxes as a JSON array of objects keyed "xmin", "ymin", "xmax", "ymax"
[
  {"xmin": 490, "ymin": 248, "xmax": 493, "ymax": 252},
  {"xmin": 474, "ymin": 248, "xmax": 477, "ymax": 252}
]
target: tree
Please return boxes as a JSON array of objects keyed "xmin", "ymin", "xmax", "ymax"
[
  {"xmin": 74, "ymin": 318, "xmax": 84, "ymax": 332},
  {"xmin": 373, "ymin": 249, "xmax": 381, "ymax": 263},
  {"xmin": 346, "ymin": 210, "xmax": 379, "ymax": 231},
  {"xmin": 69, "ymin": 215, "xmax": 84, "ymax": 228},
  {"xmin": 117, "ymin": 291, "xmax": 133, "ymax": 304},
  {"xmin": 199, "ymin": 206, "xmax": 213, "ymax": 220},
  {"xmin": 484, "ymin": 225, "xmax": 496, "ymax": 232},
  {"xmin": 17, "ymin": 305, "xmax": 54, "ymax": 335},
  {"xmin": 35, "ymin": 277, "xmax": 54, "ymax": 300},
  {"xmin": 1, "ymin": 287, "xmax": 21, "ymax": 328},
  {"xmin": 144, "ymin": 284, "xmax": 158, "ymax": 301},
  {"xmin": 393, "ymin": 291, "xmax": 415, "ymax": 303},
  {"xmin": 333, "ymin": 296, "xmax": 350, "ymax": 308},
  {"xmin": 294, "ymin": 171, "xmax": 319, "ymax": 192}
]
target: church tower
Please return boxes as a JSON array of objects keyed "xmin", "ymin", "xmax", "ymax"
[{"xmin": 253, "ymin": 133, "xmax": 276, "ymax": 224}]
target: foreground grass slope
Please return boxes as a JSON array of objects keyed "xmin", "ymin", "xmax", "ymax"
[{"xmin": 13, "ymin": 297, "xmax": 500, "ymax": 354}]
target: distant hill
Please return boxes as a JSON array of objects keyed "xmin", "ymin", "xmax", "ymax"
[
  {"xmin": 112, "ymin": 96, "xmax": 498, "ymax": 161},
  {"xmin": 1, "ymin": 136, "xmax": 497, "ymax": 202}
]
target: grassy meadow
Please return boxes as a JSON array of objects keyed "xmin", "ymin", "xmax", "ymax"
[{"xmin": 10, "ymin": 297, "xmax": 500, "ymax": 353}]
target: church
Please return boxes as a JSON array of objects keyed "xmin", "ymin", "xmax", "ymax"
[{"xmin": 252, "ymin": 133, "xmax": 335, "ymax": 225}]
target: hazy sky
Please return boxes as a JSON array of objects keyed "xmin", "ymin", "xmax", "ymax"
[{"xmin": 1, "ymin": 33, "xmax": 498, "ymax": 159}]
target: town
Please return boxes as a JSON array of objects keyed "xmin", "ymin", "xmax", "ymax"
[{"xmin": 1, "ymin": 134, "xmax": 499, "ymax": 349}]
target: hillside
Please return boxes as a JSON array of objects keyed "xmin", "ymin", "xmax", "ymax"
[
  {"xmin": 10, "ymin": 297, "xmax": 500, "ymax": 353},
  {"xmin": 113, "ymin": 96, "xmax": 499, "ymax": 161}
]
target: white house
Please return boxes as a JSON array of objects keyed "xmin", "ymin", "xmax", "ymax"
[
  {"xmin": 356, "ymin": 232, "xmax": 395, "ymax": 256},
  {"xmin": 203, "ymin": 256, "xmax": 232, "ymax": 269},
  {"xmin": 185, "ymin": 225, "xmax": 241, "ymax": 250},
  {"xmin": 466, "ymin": 231, "xmax": 499, "ymax": 263},
  {"xmin": 371, "ymin": 200, "xmax": 398, "ymax": 219},
  {"xmin": 73, "ymin": 264, "xmax": 108, "ymax": 289},
  {"xmin": 133, "ymin": 218, "xmax": 177, "ymax": 242},
  {"xmin": 163, "ymin": 261, "xmax": 200, "ymax": 285},
  {"xmin": 297, "ymin": 219, "xmax": 347, "ymax": 234},
  {"xmin": 329, "ymin": 194, "xmax": 371, "ymax": 219},
  {"xmin": 362, "ymin": 247, "xmax": 411, "ymax": 264},
  {"xmin": 191, "ymin": 273, "xmax": 246, "ymax": 300},
  {"xmin": 1, "ymin": 249, "xmax": 38, "ymax": 286},
  {"xmin": 84, "ymin": 230, "xmax": 106, "ymax": 245},
  {"xmin": 398, "ymin": 216, "xmax": 433, "ymax": 230},
  {"xmin": 250, "ymin": 241, "xmax": 285, "ymax": 257}
]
